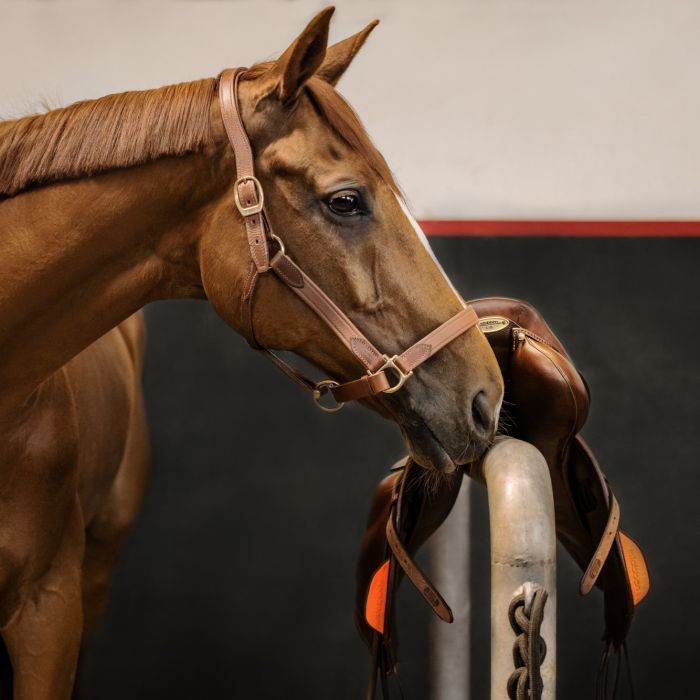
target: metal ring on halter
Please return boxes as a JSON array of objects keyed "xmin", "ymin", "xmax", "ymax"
[
  {"xmin": 371, "ymin": 355, "xmax": 414, "ymax": 394},
  {"xmin": 270, "ymin": 233, "xmax": 285, "ymax": 256},
  {"xmin": 312, "ymin": 379, "xmax": 345, "ymax": 413},
  {"xmin": 234, "ymin": 175, "xmax": 264, "ymax": 216}
]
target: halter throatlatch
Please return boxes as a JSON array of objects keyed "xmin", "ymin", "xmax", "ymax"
[{"xmin": 218, "ymin": 68, "xmax": 480, "ymax": 410}]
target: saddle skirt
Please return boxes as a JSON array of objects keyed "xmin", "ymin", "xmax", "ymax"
[{"xmin": 356, "ymin": 297, "xmax": 650, "ymax": 696}]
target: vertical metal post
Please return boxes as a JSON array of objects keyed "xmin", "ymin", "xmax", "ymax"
[
  {"xmin": 429, "ymin": 438, "xmax": 556, "ymax": 700},
  {"xmin": 429, "ymin": 476, "xmax": 471, "ymax": 700},
  {"xmin": 477, "ymin": 438, "xmax": 556, "ymax": 700}
]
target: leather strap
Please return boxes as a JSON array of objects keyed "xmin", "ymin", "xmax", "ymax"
[
  {"xmin": 365, "ymin": 458, "xmax": 452, "ymax": 699},
  {"xmin": 397, "ymin": 306, "xmax": 479, "ymax": 373},
  {"xmin": 270, "ymin": 250, "xmax": 385, "ymax": 371},
  {"xmin": 219, "ymin": 69, "xmax": 270, "ymax": 272},
  {"xmin": 262, "ymin": 350, "xmax": 317, "ymax": 393},
  {"xmin": 385, "ymin": 513, "xmax": 453, "ymax": 623},
  {"xmin": 333, "ymin": 372, "xmax": 392, "ymax": 403},
  {"xmin": 218, "ymin": 67, "xmax": 480, "ymax": 409},
  {"xmin": 580, "ymin": 488, "xmax": 621, "ymax": 595}
]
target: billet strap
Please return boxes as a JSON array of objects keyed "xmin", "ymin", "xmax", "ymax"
[
  {"xmin": 580, "ymin": 487, "xmax": 620, "ymax": 595},
  {"xmin": 365, "ymin": 459, "xmax": 453, "ymax": 626},
  {"xmin": 218, "ymin": 67, "xmax": 480, "ymax": 409},
  {"xmin": 385, "ymin": 513, "xmax": 453, "ymax": 622},
  {"xmin": 365, "ymin": 458, "xmax": 453, "ymax": 699}
]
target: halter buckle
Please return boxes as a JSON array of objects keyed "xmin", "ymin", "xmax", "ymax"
[
  {"xmin": 312, "ymin": 379, "xmax": 345, "ymax": 413},
  {"xmin": 371, "ymin": 355, "xmax": 413, "ymax": 394},
  {"xmin": 234, "ymin": 175, "xmax": 264, "ymax": 216}
]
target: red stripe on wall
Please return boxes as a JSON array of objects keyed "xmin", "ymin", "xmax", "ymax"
[{"xmin": 418, "ymin": 220, "xmax": 700, "ymax": 237}]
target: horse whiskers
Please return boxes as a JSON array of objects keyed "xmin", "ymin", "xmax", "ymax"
[
  {"xmin": 498, "ymin": 404, "xmax": 516, "ymax": 436},
  {"xmin": 408, "ymin": 457, "xmax": 463, "ymax": 500}
]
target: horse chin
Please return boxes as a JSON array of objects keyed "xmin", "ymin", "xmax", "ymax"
[{"xmin": 402, "ymin": 419, "xmax": 492, "ymax": 474}]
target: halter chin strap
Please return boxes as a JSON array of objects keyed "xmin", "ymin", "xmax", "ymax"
[{"xmin": 218, "ymin": 68, "xmax": 479, "ymax": 411}]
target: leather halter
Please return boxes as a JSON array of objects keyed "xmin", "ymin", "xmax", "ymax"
[{"xmin": 218, "ymin": 68, "xmax": 479, "ymax": 411}]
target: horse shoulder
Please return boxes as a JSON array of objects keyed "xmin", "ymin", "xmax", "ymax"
[{"xmin": 0, "ymin": 318, "xmax": 146, "ymax": 609}]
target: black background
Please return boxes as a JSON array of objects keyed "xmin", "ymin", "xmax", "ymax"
[{"xmin": 77, "ymin": 235, "xmax": 699, "ymax": 699}]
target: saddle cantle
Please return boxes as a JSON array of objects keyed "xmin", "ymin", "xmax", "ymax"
[{"xmin": 356, "ymin": 297, "xmax": 650, "ymax": 697}]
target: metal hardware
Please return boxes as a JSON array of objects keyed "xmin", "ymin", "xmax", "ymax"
[
  {"xmin": 478, "ymin": 316, "xmax": 511, "ymax": 334},
  {"xmin": 270, "ymin": 233, "xmax": 285, "ymax": 256},
  {"xmin": 312, "ymin": 379, "xmax": 345, "ymax": 413},
  {"xmin": 234, "ymin": 175, "xmax": 264, "ymax": 216},
  {"xmin": 371, "ymin": 354, "xmax": 414, "ymax": 394}
]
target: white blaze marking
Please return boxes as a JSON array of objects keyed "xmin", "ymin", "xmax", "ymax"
[
  {"xmin": 396, "ymin": 195, "xmax": 465, "ymax": 307},
  {"xmin": 396, "ymin": 196, "xmax": 505, "ymax": 417}
]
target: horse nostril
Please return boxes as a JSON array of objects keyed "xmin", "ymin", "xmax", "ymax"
[{"xmin": 471, "ymin": 390, "xmax": 495, "ymax": 436}]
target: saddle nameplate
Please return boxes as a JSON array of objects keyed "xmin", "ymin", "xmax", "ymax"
[{"xmin": 478, "ymin": 316, "xmax": 510, "ymax": 334}]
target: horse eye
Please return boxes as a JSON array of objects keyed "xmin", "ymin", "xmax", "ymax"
[{"xmin": 327, "ymin": 189, "xmax": 364, "ymax": 216}]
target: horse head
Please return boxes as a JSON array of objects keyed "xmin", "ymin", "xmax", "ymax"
[{"xmin": 200, "ymin": 7, "xmax": 503, "ymax": 471}]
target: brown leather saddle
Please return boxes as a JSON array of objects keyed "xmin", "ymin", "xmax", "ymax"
[{"xmin": 357, "ymin": 297, "xmax": 650, "ymax": 698}]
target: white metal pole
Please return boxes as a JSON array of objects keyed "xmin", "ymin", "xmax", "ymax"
[
  {"xmin": 477, "ymin": 438, "xmax": 557, "ymax": 700},
  {"xmin": 429, "ymin": 476, "xmax": 471, "ymax": 700},
  {"xmin": 429, "ymin": 438, "xmax": 556, "ymax": 700}
]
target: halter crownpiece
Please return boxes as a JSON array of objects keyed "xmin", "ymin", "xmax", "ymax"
[{"xmin": 218, "ymin": 67, "xmax": 480, "ymax": 411}]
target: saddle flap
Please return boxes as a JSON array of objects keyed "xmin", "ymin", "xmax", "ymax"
[{"xmin": 356, "ymin": 466, "xmax": 462, "ymax": 648}]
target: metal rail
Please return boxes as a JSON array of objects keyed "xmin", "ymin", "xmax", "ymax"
[{"xmin": 429, "ymin": 438, "xmax": 557, "ymax": 700}]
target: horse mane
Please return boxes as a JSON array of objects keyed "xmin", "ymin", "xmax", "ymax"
[
  {"xmin": 0, "ymin": 78, "xmax": 216, "ymax": 198},
  {"xmin": 0, "ymin": 64, "xmax": 397, "ymax": 199}
]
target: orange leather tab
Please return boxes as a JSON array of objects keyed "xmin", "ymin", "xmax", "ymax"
[
  {"xmin": 365, "ymin": 560, "xmax": 390, "ymax": 634},
  {"xmin": 619, "ymin": 531, "xmax": 650, "ymax": 606}
]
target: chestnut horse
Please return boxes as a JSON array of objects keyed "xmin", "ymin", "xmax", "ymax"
[{"xmin": 0, "ymin": 8, "xmax": 503, "ymax": 698}]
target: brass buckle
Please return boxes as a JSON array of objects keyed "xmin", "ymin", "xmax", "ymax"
[
  {"xmin": 312, "ymin": 379, "xmax": 345, "ymax": 413},
  {"xmin": 371, "ymin": 355, "xmax": 413, "ymax": 394},
  {"xmin": 234, "ymin": 176, "xmax": 264, "ymax": 216}
]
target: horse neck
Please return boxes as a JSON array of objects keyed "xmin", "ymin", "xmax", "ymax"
[{"xmin": 0, "ymin": 149, "xmax": 230, "ymax": 409}]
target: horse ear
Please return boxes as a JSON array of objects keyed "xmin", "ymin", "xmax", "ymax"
[
  {"xmin": 270, "ymin": 6, "xmax": 335, "ymax": 103},
  {"xmin": 316, "ymin": 20, "xmax": 379, "ymax": 86}
]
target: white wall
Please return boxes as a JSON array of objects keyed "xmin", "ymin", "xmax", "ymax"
[{"xmin": 1, "ymin": 0, "xmax": 698, "ymax": 218}]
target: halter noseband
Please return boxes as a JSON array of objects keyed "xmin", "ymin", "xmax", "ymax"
[{"xmin": 218, "ymin": 68, "xmax": 479, "ymax": 411}]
